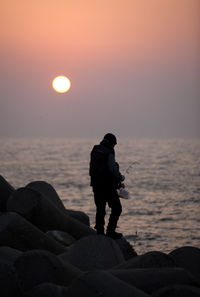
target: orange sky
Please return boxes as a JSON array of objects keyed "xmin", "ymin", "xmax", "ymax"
[
  {"xmin": 0, "ymin": 0, "xmax": 199, "ymax": 137},
  {"xmin": 1, "ymin": 0, "xmax": 199, "ymax": 64}
]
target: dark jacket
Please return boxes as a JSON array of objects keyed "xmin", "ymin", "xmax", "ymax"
[{"xmin": 89, "ymin": 139, "xmax": 122, "ymax": 188}]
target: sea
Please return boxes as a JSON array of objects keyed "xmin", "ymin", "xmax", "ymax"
[{"xmin": 0, "ymin": 137, "xmax": 200, "ymax": 254}]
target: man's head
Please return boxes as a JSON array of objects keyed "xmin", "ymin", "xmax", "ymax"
[{"xmin": 103, "ymin": 133, "xmax": 117, "ymax": 147}]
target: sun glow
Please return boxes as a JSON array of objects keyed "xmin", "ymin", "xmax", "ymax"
[{"xmin": 52, "ymin": 76, "xmax": 71, "ymax": 93}]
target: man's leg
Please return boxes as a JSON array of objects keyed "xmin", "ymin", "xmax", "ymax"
[
  {"xmin": 106, "ymin": 189, "xmax": 122, "ymax": 239},
  {"xmin": 93, "ymin": 188, "xmax": 106, "ymax": 235}
]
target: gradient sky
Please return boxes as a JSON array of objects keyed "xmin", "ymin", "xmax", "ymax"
[{"xmin": 1, "ymin": 0, "xmax": 199, "ymax": 138}]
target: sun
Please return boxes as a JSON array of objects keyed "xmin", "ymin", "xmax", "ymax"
[{"xmin": 52, "ymin": 76, "xmax": 71, "ymax": 93}]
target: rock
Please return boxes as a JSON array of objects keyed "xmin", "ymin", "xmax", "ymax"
[
  {"xmin": 26, "ymin": 181, "xmax": 66, "ymax": 211},
  {"xmin": 46, "ymin": 230, "xmax": 76, "ymax": 247},
  {"xmin": 115, "ymin": 236, "xmax": 137, "ymax": 260},
  {"xmin": 7, "ymin": 187, "xmax": 96, "ymax": 239},
  {"xmin": 25, "ymin": 283, "xmax": 69, "ymax": 297},
  {"xmin": 14, "ymin": 249, "xmax": 82, "ymax": 293},
  {"xmin": 57, "ymin": 249, "xmax": 70, "ymax": 263},
  {"xmin": 169, "ymin": 246, "xmax": 200, "ymax": 280},
  {"xmin": 26, "ymin": 181, "xmax": 90, "ymax": 225},
  {"xmin": 0, "ymin": 246, "xmax": 22, "ymax": 264},
  {"xmin": 0, "ymin": 175, "xmax": 15, "ymax": 211},
  {"xmin": 65, "ymin": 209, "xmax": 90, "ymax": 226},
  {"xmin": 152, "ymin": 284, "xmax": 200, "ymax": 297},
  {"xmin": 109, "ymin": 267, "xmax": 200, "ymax": 294},
  {"xmin": 66, "ymin": 270, "xmax": 149, "ymax": 297},
  {"xmin": 58, "ymin": 235, "xmax": 125, "ymax": 271},
  {"xmin": 0, "ymin": 259, "xmax": 21, "ymax": 297},
  {"xmin": 0, "ymin": 212, "xmax": 66, "ymax": 254},
  {"xmin": 114, "ymin": 251, "xmax": 176, "ymax": 269}
]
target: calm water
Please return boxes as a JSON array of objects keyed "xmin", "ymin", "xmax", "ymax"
[{"xmin": 0, "ymin": 138, "xmax": 200, "ymax": 254}]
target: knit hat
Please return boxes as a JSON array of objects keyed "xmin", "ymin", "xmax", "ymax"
[{"xmin": 103, "ymin": 133, "xmax": 117, "ymax": 145}]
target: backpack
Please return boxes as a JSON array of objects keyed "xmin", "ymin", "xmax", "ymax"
[{"xmin": 89, "ymin": 144, "xmax": 114, "ymax": 187}]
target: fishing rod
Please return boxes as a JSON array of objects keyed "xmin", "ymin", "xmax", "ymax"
[
  {"xmin": 119, "ymin": 161, "xmax": 140, "ymax": 199},
  {"xmin": 125, "ymin": 161, "xmax": 140, "ymax": 174}
]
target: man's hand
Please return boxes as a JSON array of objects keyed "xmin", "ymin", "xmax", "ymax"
[{"xmin": 121, "ymin": 175, "xmax": 125, "ymax": 181}]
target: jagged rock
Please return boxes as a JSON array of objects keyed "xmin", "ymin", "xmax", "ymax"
[
  {"xmin": 115, "ymin": 236, "xmax": 137, "ymax": 260},
  {"xmin": 14, "ymin": 249, "xmax": 82, "ymax": 293},
  {"xmin": 0, "ymin": 212, "xmax": 66, "ymax": 254},
  {"xmin": 25, "ymin": 283, "xmax": 69, "ymax": 297},
  {"xmin": 58, "ymin": 235, "xmax": 125, "ymax": 271},
  {"xmin": 46, "ymin": 230, "xmax": 76, "ymax": 247},
  {"xmin": 66, "ymin": 270, "xmax": 149, "ymax": 297},
  {"xmin": 114, "ymin": 251, "xmax": 176, "ymax": 269},
  {"xmin": 7, "ymin": 187, "xmax": 96, "ymax": 239},
  {"xmin": 26, "ymin": 181, "xmax": 90, "ymax": 226},
  {"xmin": 0, "ymin": 246, "xmax": 22, "ymax": 264},
  {"xmin": 169, "ymin": 246, "xmax": 200, "ymax": 280},
  {"xmin": 152, "ymin": 284, "xmax": 200, "ymax": 297},
  {"xmin": 0, "ymin": 175, "xmax": 15, "ymax": 211},
  {"xmin": 109, "ymin": 267, "xmax": 200, "ymax": 294}
]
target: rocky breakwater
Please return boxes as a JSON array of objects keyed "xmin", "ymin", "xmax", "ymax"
[{"xmin": 0, "ymin": 174, "xmax": 200, "ymax": 297}]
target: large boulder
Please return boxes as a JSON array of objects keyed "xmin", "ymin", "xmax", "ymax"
[
  {"xmin": 169, "ymin": 246, "xmax": 200, "ymax": 280},
  {"xmin": 59, "ymin": 235, "xmax": 125, "ymax": 271},
  {"xmin": 115, "ymin": 236, "xmax": 137, "ymax": 260},
  {"xmin": 66, "ymin": 270, "xmax": 149, "ymax": 297},
  {"xmin": 109, "ymin": 267, "xmax": 200, "ymax": 294},
  {"xmin": 26, "ymin": 181, "xmax": 65, "ymax": 211},
  {"xmin": 0, "ymin": 246, "xmax": 22, "ymax": 264},
  {"xmin": 115, "ymin": 251, "xmax": 176, "ymax": 269},
  {"xmin": 0, "ymin": 175, "xmax": 15, "ymax": 211},
  {"xmin": 14, "ymin": 249, "xmax": 82, "ymax": 293},
  {"xmin": 65, "ymin": 209, "xmax": 90, "ymax": 226},
  {"xmin": 26, "ymin": 181, "xmax": 90, "ymax": 225},
  {"xmin": 7, "ymin": 187, "xmax": 96, "ymax": 239},
  {"xmin": 0, "ymin": 212, "xmax": 66, "ymax": 254}
]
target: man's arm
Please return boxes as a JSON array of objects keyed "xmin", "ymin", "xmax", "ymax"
[{"xmin": 107, "ymin": 154, "xmax": 123, "ymax": 180}]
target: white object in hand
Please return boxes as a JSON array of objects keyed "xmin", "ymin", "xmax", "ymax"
[{"xmin": 118, "ymin": 187, "xmax": 130, "ymax": 199}]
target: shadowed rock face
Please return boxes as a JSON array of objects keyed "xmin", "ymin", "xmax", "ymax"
[
  {"xmin": 7, "ymin": 187, "xmax": 95, "ymax": 239},
  {"xmin": 64, "ymin": 209, "xmax": 90, "ymax": 226},
  {"xmin": 169, "ymin": 246, "xmax": 200, "ymax": 281},
  {"xmin": 26, "ymin": 181, "xmax": 90, "ymax": 226},
  {"xmin": 0, "ymin": 212, "xmax": 66, "ymax": 254},
  {"xmin": 59, "ymin": 235, "xmax": 125, "ymax": 271},
  {"xmin": 66, "ymin": 270, "xmax": 149, "ymax": 297},
  {"xmin": 115, "ymin": 236, "xmax": 137, "ymax": 260},
  {"xmin": 26, "ymin": 181, "xmax": 66, "ymax": 211},
  {"xmin": 0, "ymin": 246, "xmax": 22, "ymax": 264},
  {"xmin": 14, "ymin": 249, "xmax": 82, "ymax": 293},
  {"xmin": 114, "ymin": 251, "xmax": 176, "ymax": 269},
  {"xmin": 0, "ymin": 260, "xmax": 21, "ymax": 297},
  {"xmin": 109, "ymin": 267, "xmax": 200, "ymax": 294},
  {"xmin": 0, "ymin": 175, "xmax": 15, "ymax": 211}
]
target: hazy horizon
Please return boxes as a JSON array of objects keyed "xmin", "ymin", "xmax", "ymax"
[{"xmin": 1, "ymin": 0, "xmax": 199, "ymax": 139}]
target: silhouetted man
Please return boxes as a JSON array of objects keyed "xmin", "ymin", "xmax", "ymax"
[{"xmin": 89, "ymin": 133, "xmax": 125, "ymax": 239}]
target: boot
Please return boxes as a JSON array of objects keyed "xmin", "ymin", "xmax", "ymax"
[{"xmin": 106, "ymin": 230, "xmax": 123, "ymax": 239}]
